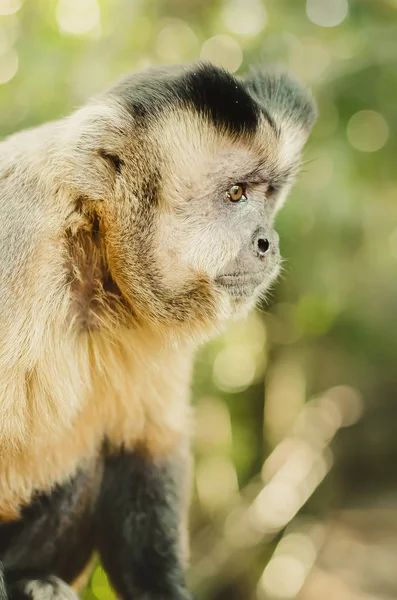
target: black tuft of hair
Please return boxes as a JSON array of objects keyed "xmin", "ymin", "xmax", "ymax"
[
  {"xmin": 177, "ymin": 63, "xmax": 260, "ymax": 135},
  {"xmin": 242, "ymin": 65, "xmax": 317, "ymax": 133},
  {"xmin": 109, "ymin": 62, "xmax": 260, "ymax": 136}
]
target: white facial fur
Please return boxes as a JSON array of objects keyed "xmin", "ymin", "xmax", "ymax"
[{"xmin": 151, "ymin": 110, "xmax": 305, "ymax": 310}]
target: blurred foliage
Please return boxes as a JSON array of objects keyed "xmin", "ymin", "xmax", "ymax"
[{"xmin": 1, "ymin": 0, "xmax": 397, "ymax": 598}]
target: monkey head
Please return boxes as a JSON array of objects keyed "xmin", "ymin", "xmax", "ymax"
[{"xmin": 62, "ymin": 63, "xmax": 316, "ymax": 339}]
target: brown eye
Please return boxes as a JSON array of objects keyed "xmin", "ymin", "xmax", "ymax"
[{"xmin": 226, "ymin": 184, "xmax": 246, "ymax": 203}]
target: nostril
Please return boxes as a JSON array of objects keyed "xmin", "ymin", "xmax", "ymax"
[
  {"xmin": 251, "ymin": 228, "xmax": 271, "ymax": 258},
  {"xmin": 257, "ymin": 238, "xmax": 270, "ymax": 255}
]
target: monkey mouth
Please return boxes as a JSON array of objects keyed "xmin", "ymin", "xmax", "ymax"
[{"xmin": 215, "ymin": 272, "xmax": 266, "ymax": 297}]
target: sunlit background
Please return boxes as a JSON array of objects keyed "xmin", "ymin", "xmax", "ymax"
[{"xmin": 1, "ymin": 0, "xmax": 397, "ymax": 598}]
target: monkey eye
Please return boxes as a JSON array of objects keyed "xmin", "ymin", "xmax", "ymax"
[{"xmin": 226, "ymin": 184, "xmax": 247, "ymax": 203}]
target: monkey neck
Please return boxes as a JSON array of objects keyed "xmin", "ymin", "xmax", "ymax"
[{"xmin": 64, "ymin": 211, "xmax": 223, "ymax": 342}]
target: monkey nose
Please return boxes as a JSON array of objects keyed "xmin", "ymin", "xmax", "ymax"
[{"xmin": 251, "ymin": 228, "xmax": 270, "ymax": 259}]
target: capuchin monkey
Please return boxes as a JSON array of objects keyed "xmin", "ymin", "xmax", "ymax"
[{"xmin": 0, "ymin": 62, "xmax": 316, "ymax": 600}]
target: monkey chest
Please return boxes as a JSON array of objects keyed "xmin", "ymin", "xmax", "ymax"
[{"xmin": 0, "ymin": 375, "xmax": 189, "ymax": 522}]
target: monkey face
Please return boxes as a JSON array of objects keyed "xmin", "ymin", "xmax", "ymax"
[
  {"xmin": 65, "ymin": 63, "xmax": 316, "ymax": 335},
  {"xmin": 153, "ymin": 121, "xmax": 286, "ymax": 311}
]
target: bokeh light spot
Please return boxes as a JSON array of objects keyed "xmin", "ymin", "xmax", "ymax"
[
  {"xmin": 0, "ymin": 0, "xmax": 21, "ymax": 15},
  {"xmin": 259, "ymin": 554, "xmax": 309, "ymax": 598},
  {"xmin": 251, "ymin": 481, "xmax": 301, "ymax": 530},
  {"xmin": 200, "ymin": 35, "xmax": 242, "ymax": 73},
  {"xmin": 223, "ymin": 0, "xmax": 267, "ymax": 36},
  {"xmin": 0, "ymin": 48, "xmax": 18, "ymax": 84},
  {"xmin": 347, "ymin": 110, "xmax": 389, "ymax": 152},
  {"xmin": 213, "ymin": 344, "xmax": 256, "ymax": 392},
  {"xmin": 155, "ymin": 19, "xmax": 198, "ymax": 62},
  {"xmin": 278, "ymin": 532, "xmax": 318, "ymax": 567},
  {"xmin": 56, "ymin": 0, "xmax": 101, "ymax": 36},
  {"xmin": 306, "ymin": 0, "xmax": 349, "ymax": 27},
  {"xmin": 322, "ymin": 385, "xmax": 363, "ymax": 427}
]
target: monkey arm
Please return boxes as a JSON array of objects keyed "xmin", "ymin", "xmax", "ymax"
[{"xmin": 97, "ymin": 445, "xmax": 193, "ymax": 600}]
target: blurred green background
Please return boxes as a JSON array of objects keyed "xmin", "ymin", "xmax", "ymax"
[{"xmin": 1, "ymin": 0, "xmax": 397, "ymax": 598}]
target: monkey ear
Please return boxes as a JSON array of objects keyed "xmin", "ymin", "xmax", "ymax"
[
  {"xmin": 240, "ymin": 65, "xmax": 317, "ymax": 137},
  {"xmin": 98, "ymin": 150, "xmax": 124, "ymax": 176},
  {"xmin": 58, "ymin": 102, "xmax": 128, "ymax": 202}
]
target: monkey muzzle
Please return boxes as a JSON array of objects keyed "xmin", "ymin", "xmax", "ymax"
[{"xmin": 215, "ymin": 228, "xmax": 280, "ymax": 298}]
